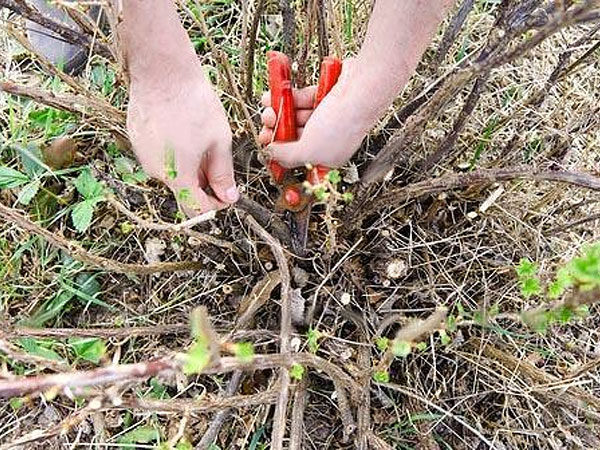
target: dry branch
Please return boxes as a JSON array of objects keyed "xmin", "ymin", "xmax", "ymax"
[
  {"xmin": 6, "ymin": 325, "xmax": 190, "ymax": 339},
  {"xmin": 361, "ymin": 0, "xmax": 600, "ymax": 186},
  {"xmin": 245, "ymin": 214, "xmax": 292, "ymax": 450},
  {"xmin": 108, "ymin": 197, "xmax": 235, "ymax": 251},
  {"xmin": 1, "ymin": 352, "xmax": 359, "ymax": 399},
  {"xmin": 375, "ymin": 308, "xmax": 447, "ymax": 376},
  {"xmin": 347, "ymin": 167, "xmax": 600, "ymax": 229},
  {"xmin": 244, "ymin": 0, "xmax": 267, "ymax": 101},
  {"xmin": 0, "ymin": 202, "xmax": 207, "ymax": 274},
  {"xmin": 0, "ymin": 356, "xmax": 179, "ymax": 398},
  {"xmin": 435, "ymin": 0, "xmax": 476, "ymax": 63},
  {"xmin": 0, "ymin": 0, "xmax": 112, "ymax": 59}
]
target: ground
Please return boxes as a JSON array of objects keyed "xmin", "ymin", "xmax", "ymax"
[{"xmin": 1, "ymin": 1, "xmax": 600, "ymax": 449}]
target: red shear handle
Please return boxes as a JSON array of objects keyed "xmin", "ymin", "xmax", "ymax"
[
  {"xmin": 307, "ymin": 57, "xmax": 343, "ymax": 185},
  {"xmin": 267, "ymin": 51, "xmax": 297, "ymax": 184}
]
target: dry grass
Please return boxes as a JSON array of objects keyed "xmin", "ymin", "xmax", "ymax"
[{"xmin": 1, "ymin": 1, "xmax": 600, "ymax": 449}]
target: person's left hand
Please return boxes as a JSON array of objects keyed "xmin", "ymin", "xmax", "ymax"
[{"xmin": 126, "ymin": 62, "xmax": 239, "ymax": 217}]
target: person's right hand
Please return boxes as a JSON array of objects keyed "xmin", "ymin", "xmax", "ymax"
[{"xmin": 258, "ymin": 59, "xmax": 372, "ymax": 169}]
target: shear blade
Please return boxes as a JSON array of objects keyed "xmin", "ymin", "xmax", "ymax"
[{"xmin": 288, "ymin": 204, "xmax": 311, "ymax": 255}]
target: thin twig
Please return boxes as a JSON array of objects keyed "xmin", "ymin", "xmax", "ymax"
[
  {"xmin": 197, "ymin": 371, "xmax": 244, "ymax": 448},
  {"xmin": 435, "ymin": 0, "xmax": 477, "ymax": 63},
  {"xmin": 108, "ymin": 197, "xmax": 235, "ymax": 251},
  {"xmin": 244, "ymin": 0, "xmax": 266, "ymax": 102},
  {"xmin": 0, "ymin": 202, "xmax": 207, "ymax": 274},
  {"xmin": 377, "ymin": 382, "xmax": 498, "ymax": 449},
  {"xmin": 6, "ymin": 325, "xmax": 189, "ymax": 339},
  {"xmin": 374, "ymin": 308, "xmax": 447, "ymax": 376},
  {"xmin": 245, "ymin": 214, "xmax": 292, "ymax": 450},
  {"xmin": 1, "ymin": 352, "xmax": 360, "ymax": 399}
]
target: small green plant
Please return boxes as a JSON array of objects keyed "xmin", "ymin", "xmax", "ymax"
[
  {"xmin": 71, "ymin": 169, "xmax": 106, "ymax": 232},
  {"xmin": 289, "ymin": 363, "xmax": 305, "ymax": 380},
  {"xmin": 391, "ymin": 340, "xmax": 411, "ymax": 357},
  {"xmin": 516, "ymin": 258, "xmax": 542, "ymax": 298},
  {"xmin": 68, "ymin": 337, "xmax": 106, "ymax": 364},
  {"xmin": 117, "ymin": 424, "xmax": 161, "ymax": 448},
  {"xmin": 306, "ymin": 328, "xmax": 323, "ymax": 353},
  {"xmin": 375, "ymin": 337, "xmax": 389, "ymax": 352},
  {"xmin": 113, "ymin": 156, "xmax": 148, "ymax": 185},
  {"xmin": 373, "ymin": 370, "xmax": 390, "ymax": 383},
  {"xmin": 233, "ymin": 342, "xmax": 254, "ymax": 363},
  {"xmin": 517, "ymin": 242, "xmax": 600, "ymax": 333}
]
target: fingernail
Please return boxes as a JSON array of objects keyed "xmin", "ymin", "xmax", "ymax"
[{"xmin": 226, "ymin": 186, "xmax": 240, "ymax": 202}]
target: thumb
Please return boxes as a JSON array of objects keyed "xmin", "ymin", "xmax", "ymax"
[
  {"xmin": 266, "ymin": 141, "xmax": 308, "ymax": 169},
  {"xmin": 206, "ymin": 147, "xmax": 239, "ymax": 204}
]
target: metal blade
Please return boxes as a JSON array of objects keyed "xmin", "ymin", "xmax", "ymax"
[{"xmin": 288, "ymin": 203, "xmax": 312, "ymax": 256}]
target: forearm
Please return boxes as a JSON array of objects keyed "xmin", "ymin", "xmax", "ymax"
[
  {"xmin": 352, "ymin": 0, "xmax": 454, "ymax": 124},
  {"xmin": 121, "ymin": 0, "xmax": 202, "ymax": 87}
]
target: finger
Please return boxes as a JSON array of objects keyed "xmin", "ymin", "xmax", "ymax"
[
  {"xmin": 266, "ymin": 141, "xmax": 308, "ymax": 168},
  {"xmin": 206, "ymin": 145, "xmax": 239, "ymax": 204},
  {"xmin": 261, "ymin": 86, "xmax": 317, "ymax": 109},
  {"xmin": 293, "ymin": 86, "xmax": 317, "ymax": 109},
  {"xmin": 261, "ymin": 108, "xmax": 276, "ymax": 128},
  {"xmin": 259, "ymin": 128, "xmax": 273, "ymax": 146},
  {"xmin": 262, "ymin": 108, "xmax": 312, "ymax": 131},
  {"xmin": 296, "ymin": 109, "xmax": 312, "ymax": 127}
]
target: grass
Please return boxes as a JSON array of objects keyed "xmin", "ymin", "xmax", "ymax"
[{"xmin": 1, "ymin": 0, "xmax": 600, "ymax": 449}]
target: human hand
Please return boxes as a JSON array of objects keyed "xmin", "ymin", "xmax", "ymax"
[
  {"xmin": 126, "ymin": 64, "xmax": 238, "ymax": 217},
  {"xmin": 258, "ymin": 59, "xmax": 371, "ymax": 169}
]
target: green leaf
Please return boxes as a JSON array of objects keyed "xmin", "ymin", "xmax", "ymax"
[
  {"xmin": 165, "ymin": 146, "xmax": 178, "ymax": 180},
  {"xmin": 17, "ymin": 143, "xmax": 46, "ymax": 177},
  {"xmin": 446, "ymin": 315, "xmax": 457, "ymax": 332},
  {"xmin": 68, "ymin": 337, "xmax": 106, "ymax": 364},
  {"xmin": 553, "ymin": 305, "xmax": 574, "ymax": 324},
  {"xmin": 548, "ymin": 268, "xmax": 573, "ymax": 299},
  {"xmin": 306, "ymin": 328, "xmax": 322, "ymax": 353},
  {"xmin": 19, "ymin": 337, "xmax": 64, "ymax": 362},
  {"xmin": 289, "ymin": 363, "xmax": 305, "ymax": 380},
  {"xmin": 569, "ymin": 243, "xmax": 600, "ymax": 291},
  {"xmin": 372, "ymin": 370, "xmax": 390, "ymax": 383},
  {"xmin": 392, "ymin": 340, "xmax": 411, "ymax": 357},
  {"xmin": 176, "ymin": 439, "xmax": 194, "ymax": 450},
  {"xmin": 516, "ymin": 258, "xmax": 538, "ymax": 278},
  {"xmin": 117, "ymin": 425, "xmax": 160, "ymax": 446},
  {"xmin": 71, "ymin": 200, "xmax": 97, "ymax": 233},
  {"xmin": 313, "ymin": 187, "xmax": 328, "ymax": 202},
  {"xmin": 327, "ymin": 170, "xmax": 341, "ymax": 185},
  {"xmin": 341, "ymin": 192, "xmax": 354, "ymax": 203},
  {"xmin": 233, "ymin": 342, "xmax": 254, "ymax": 363},
  {"xmin": 375, "ymin": 337, "xmax": 389, "ymax": 352},
  {"xmin": 9, "ymin": 397, "xmax": 24, "ymax": 411},
  {"xmin": 0, "ymin": 166, "xmax": 30, "ymax": 189},
  {"xmin": 439, "ymin": 330, "xmax": 451, "ymax": 346},
  {"xmin": 74, "ymin": 170, "xmax": 104, "ymax": 199},
  {"xmin": 520, "ymin": 277, "xmax": 542, "ymax": 298},
  {"xmin": 415, "ymin": 341, "xmax": 427, "ymax": 351},
  {"xmin": 17, "ymin": 181, "xmax": 40, "ymax": 205},
  {"xmin": 149, "ymin": 377, "xmax": 170, "ymax": 399},
  {"xmin": 75, "ymin": 272, "xmax": 101, "ymax": 298}
]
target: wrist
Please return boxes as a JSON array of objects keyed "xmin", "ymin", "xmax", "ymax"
[{"xmin": 121, "ymin": 0, "xmax": 202, "ymax": 88}]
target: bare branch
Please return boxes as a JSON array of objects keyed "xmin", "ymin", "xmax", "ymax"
[{"xmin": 0, "ymin": 202, "xmax": 208, "ymax": 274}]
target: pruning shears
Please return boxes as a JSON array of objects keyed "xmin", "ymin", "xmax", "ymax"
[{"xmin": 266, "ymin": 50, "xmax": 343, "ymax": 254}]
